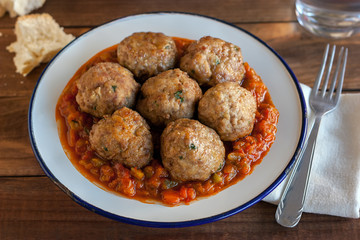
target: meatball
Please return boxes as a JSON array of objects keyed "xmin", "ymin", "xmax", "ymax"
[
  {"xmin": 136, "ymin": 69, "xmax": 202, "ymax": 127},
  {"xmin": 160, "ymin": 118, "xmax": 225, "ymax": 181},
  {"xmin": 76, "ymin": 62, "xmax": 140, "ymax": 118},
  {"xmin": 89, "ymin": 107, "xmax": 153, "ymax": 168},
  {"xmin": 180, "ymin": 36, "xmax": 245, "ymax": 87},
  {"xmin": 117, "ymin": 32, "xmax": 177, "ymax": 81},
  {"xmin": 198, "ymin": 82, "xmax": 256, "ymax": 141}
]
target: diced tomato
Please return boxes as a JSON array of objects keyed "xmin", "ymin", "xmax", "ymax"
[
  {"xmin": 162, "ymin": 190, "xmax": 181, "ymax": 205},
  {"xmin": 68, "ymin": 129, "xmax": 78, "ymax": 147},
  {"xmin": 100, "ymin": 165, "xmax": 114, "ymax": 182},
  {"xmin": 75, "ymin": 138, "xmax": 87, "ymax": 154},
  {"xmin": 117, "ymin": 178, "xmax": 136, "ymax": 197},
  {"xmin": 179, "ymin": 186, "xmax": 196, "ymax": 204}
]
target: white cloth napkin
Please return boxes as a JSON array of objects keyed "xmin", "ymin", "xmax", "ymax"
[{"xmin": 263, "ymin": 84, "xmax": 360, "ymax": 218}]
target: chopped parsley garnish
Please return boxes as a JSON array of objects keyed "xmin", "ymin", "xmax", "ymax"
[
  {"xmin": 189, "ymin": 143, "xmax": 197, "ymax": 150},
  {"xmin": 111, "ymin": 85, "xmax": 117, "ymax": 92},
  {"xmin": 174, "ymin": 90, "xmax": 184, "ymax": 102},
  {"xmin": 215, "ymin": 57, "xmax": 220, "ymax": 65},
  {"xmin": 217, "ymin": 163, "xmax": 223, "ymax": 171},
  {"xmin": 103, "ymin": 147, "xmax": 109, "ymax": 152}
]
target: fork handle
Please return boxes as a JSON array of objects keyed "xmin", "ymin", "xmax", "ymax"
[{"xmin": 275, "ymin": 116, "xmax": 322, "ymax": 227}]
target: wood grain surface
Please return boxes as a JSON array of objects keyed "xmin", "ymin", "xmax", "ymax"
[{"xmin": 0, "ymin": 0, "xmax": 359, "ymax": 239}]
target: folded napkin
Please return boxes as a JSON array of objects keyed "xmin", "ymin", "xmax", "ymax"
[{"xmin": 263, "ymin": 84, "xmax": 360, "ymax": 218}]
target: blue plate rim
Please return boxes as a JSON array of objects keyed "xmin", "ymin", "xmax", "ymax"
[{"xmin": 28, "ymin": 11, "xmax": 308, "ymax": 228}]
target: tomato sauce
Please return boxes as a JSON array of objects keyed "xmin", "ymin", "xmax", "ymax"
[{"xmin": 56, "ymin": 37, "xmax": 279, "ymax": 206}]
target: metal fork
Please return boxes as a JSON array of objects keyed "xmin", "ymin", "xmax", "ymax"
[{"xmin": 275, "ymin": 44, "xmax": 348, "ymax": 227}]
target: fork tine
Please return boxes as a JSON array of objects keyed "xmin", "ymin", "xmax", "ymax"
[
  {"xmin": 328, "ymin": 46, "xmax": 344, "ymax": 98},
  {"xmin": 333, "ymin": 47, "xmax": 348, "ymax": 104},
  {"xmin": 311, "ymin": 44, "xmax": 330, "ymax": 97},
  {"xmin": 320, "ymin": 45, "xmax": 336, "ymax": 97}
]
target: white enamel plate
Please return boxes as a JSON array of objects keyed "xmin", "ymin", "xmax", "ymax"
[{"xmin": 29, "ymin": 12, "xmax": 307, "ymax": 227}]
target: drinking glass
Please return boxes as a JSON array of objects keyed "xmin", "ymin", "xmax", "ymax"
[{"xmin": 295, "ymin": 0, "xmax": 360, "ymax": 38}]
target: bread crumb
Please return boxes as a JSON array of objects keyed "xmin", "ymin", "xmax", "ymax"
[
  {"xmin": 7, "ymin": 13, "xmax": 75, "ymax": 76},
  {"xmin": 0, "ymin": 0, "xmax": 46, "ymax": 18}
]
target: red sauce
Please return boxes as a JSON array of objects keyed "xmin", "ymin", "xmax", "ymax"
[{"xmin": 56, "ymin": 37, "xmax": 279, "ymax": 206}]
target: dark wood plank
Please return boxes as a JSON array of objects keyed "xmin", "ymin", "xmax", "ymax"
[
  {"xmin": 0, "ymin": 0, "xmax": 297, "ymax": 28},
  {"xmin": 0, "ymin": 96, "xmax": 44, "ymax": 176},
  {"xmin": 0, "ymin": 177, "xmax": 359, "ymax": 240}
]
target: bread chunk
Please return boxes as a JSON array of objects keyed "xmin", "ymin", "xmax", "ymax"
[
  {"xmin": 7, "ymin": 13, "xmax": 75, "ymax": 76},
  {"xmin": 0, "ymin": 0, "xmax": 46, "ymax": 17}
]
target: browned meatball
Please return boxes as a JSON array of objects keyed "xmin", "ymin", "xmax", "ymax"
[
  {"xmin": 117, "ymin": 32, "xmax": 177, "ymax": 81},
  {"xmin": 160, "ymin": 119, "xmax": 225, "ymax": 181},
  {"xmin": 76, "ymin": 62, "xmax": 140, "ymax": 118},
  {"xmin": 136, "ymin": 69, "xmax": 202, "ymax": 127},
  {"xmin": 198, "ymin": 82, "xmax": 256, "ymax": 141},
  {"xmin": 180, "ymin": 36, "xmax": 245, "ymax": 87},
  {"xmin": 89, "ymin": 107, "xmax": 153, "ymax": 168}
]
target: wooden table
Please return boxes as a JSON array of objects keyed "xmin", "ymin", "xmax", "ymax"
[{"xmin": 0, "ymin": 0, "xmax": 359, "ymax": 239}]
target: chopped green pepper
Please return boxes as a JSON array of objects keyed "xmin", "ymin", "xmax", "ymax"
[
  {"xmin": 163, "ymin": 179, "xmax": 178, "ymax": 189},
  {"xmin": 212, "ymin": 173, "xmax": 223, "ymax": 184}
]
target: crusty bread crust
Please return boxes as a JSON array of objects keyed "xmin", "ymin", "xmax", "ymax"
[
  {"xmin": 7, "ymin": 13, "xmax": 75, "ymax": 76},
  {"xmin": 0, "ymin": 0, "xmax": 46, "ymax": 17}
]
